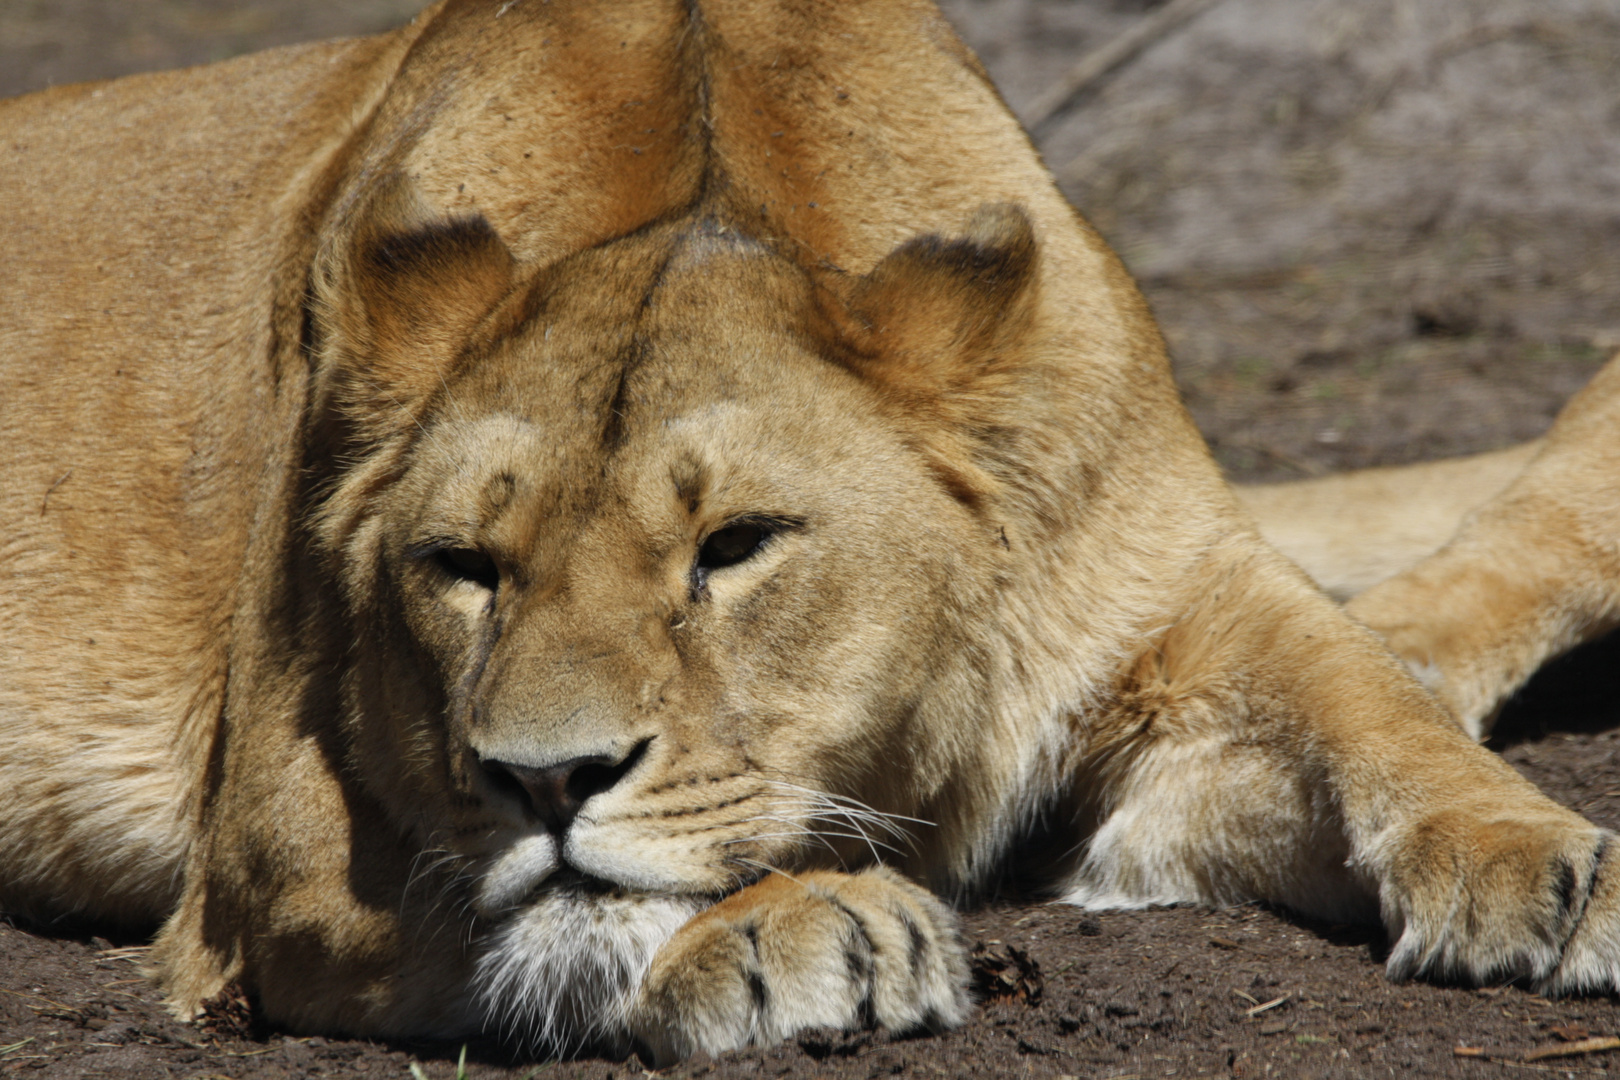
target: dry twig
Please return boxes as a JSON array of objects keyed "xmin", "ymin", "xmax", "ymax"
[
  {"xmin": 1524, "ymin": 1036, "xmax": 1620, "ymax": 1062},
  {"xmin": 1245, "ymin": 994, "xmax": 1290, "ymax": 1017},
  {"xmin": 1024, "ymin": 0, "xmax": 1226, "ymax": 133}
]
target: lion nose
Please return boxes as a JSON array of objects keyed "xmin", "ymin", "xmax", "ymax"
[{"xmin": 481, "ymin": 745, "xmax": 646, "ymax": 833}]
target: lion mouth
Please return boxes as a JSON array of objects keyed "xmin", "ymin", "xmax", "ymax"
[
  {"xmin": 531, "ymin": 866, "xmax": 617, "ymax": 896},
  {"xmin": 474, "ymin": 830, "xmax": 715, "ymax": 918},
  {"xmin": 473, "ymin": 823, "xmax": 772, "ymax": 919},
  {"xmin": 476, "ymin": 846, "xmax": 621, "ymax": 917}
]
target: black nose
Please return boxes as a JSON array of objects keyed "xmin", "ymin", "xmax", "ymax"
[{"xmin": 482, "ymin": 744, "xmax": 646, "ymax": 833}]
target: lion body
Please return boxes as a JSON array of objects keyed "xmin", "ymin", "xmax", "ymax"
[
  {"xmin": 3, "ymin": 0, "xmax": 1620, "ymax": 1061},
  {"xmin": 0, "ymin": 33, "xmax": 412, "ymax": 925}
]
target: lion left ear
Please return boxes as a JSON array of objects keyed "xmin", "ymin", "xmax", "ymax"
[
  {"xmin": 312, "ymin": 176, "xmax": 517, "ymax": 443},
  {"xmin": 833, "ymin": 204, "xmax": 1039, "ymax": 507},
  {"xmin": 842, "ymin": 203, "xmax": 1038, "ymax": 402}
]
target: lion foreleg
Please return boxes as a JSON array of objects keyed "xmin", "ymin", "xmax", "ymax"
[
  {"xmin": 1062, "ymin": 728, "xmax": 1377, "ymax": 923},
  {"xmin": 1064, "ymin": 547, "xmax": 1620, "ymax": 992}
]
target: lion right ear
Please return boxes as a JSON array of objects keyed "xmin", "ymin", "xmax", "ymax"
[{"xmin": 312, "ymin": 179, "xmax": 517, "ymax": 442}]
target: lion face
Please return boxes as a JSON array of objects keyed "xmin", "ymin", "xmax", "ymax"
[{"xmin": 319, "ymin": 219, "xmax": 1012, "ymax": 923}]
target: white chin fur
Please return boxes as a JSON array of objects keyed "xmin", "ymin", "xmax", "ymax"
[
  {"xmin": 474, "ymin": 834, "xmax": 560, "ymax": 917},
  {"xmin": 475, "ymin": 888, "xmax": 705, "ymax": 1053}
]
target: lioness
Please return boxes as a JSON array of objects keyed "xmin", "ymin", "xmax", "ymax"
[
  {"xmin": 3, "ymin": 0, "xmax": 1619, "ymax": 1064},
  {"xmin": 1240, "ymin": 352, "xmax": 1620, "ymax": 741}
]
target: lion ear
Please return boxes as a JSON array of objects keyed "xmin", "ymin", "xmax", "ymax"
[
  {"xmin": 835, "ymin": 204, "xmax": 1038, "ymax": 507},
  {"xmin": 843, "ymin": 203, "xmax": 1038, "ymax": 399},
  {"xmin": 313, "ymin": 177, "xmax": 517, "ymax": 441}
]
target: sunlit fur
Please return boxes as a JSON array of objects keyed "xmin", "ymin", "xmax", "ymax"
[
  {"xmin": 6, "ymin": 0, "xmax": 1620, "ymax": 1064},
  {"xmin": 1241, "ymin": 352, "xmax": 1620, "ymax": 739}
]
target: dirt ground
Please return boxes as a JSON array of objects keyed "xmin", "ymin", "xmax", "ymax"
[{"xmin": 3, "ymin": 1, "xmax": 1620, "ymax": 1078}]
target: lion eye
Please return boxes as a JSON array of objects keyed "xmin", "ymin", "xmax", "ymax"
[
  {"xmin": 435, "ymin": 547, "xmax": 499, "ymax": 591},
  {"xmin": 697, "ymin": 522, "xmax": 769, "ymax": 571}
]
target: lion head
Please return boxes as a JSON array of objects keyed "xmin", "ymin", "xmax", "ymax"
[{"xmin": 296, "ymin": 181, "xmax": 1046, "ymax": 1041}]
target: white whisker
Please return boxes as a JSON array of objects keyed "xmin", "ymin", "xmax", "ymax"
[
  {"xmin": 757, "ymin": 779, "xmax": 933, "ymax": 836},
  {"xmin": 722, "ymin": 831, "xmax": 900, "ymax": 854},
  {"xmin": 729, "ymin": 856, "xmax": 803, "ymax": 886}
]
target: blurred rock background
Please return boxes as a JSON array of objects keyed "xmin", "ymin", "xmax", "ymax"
[{"xmin": 5, "ymin": 0, "xmax": 1617, "ymax": 480}]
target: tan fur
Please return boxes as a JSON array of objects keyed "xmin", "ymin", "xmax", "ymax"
[
  {"xmin": 6, "ymin": 0, "xmax": 1620, "ymax": 1062},
  {"xmin": 1237, "ymin": 443, "xmax": 1541, "ymax": 601},
  {"xmin": 1242, "ymin": 354, "xmax": 1620, "ymax": 739}
]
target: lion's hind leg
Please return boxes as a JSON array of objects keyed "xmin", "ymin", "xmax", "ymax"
[
  {"xmin": 1242, "ymin": 352, "xmax": 1620, "ymax": 740},
  {"xmin": 1346, "ymin": 354, "xmax": 1620, "ymax": 739}
]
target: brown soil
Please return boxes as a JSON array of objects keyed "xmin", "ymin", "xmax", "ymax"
[{"xmin": 3, "ymin": 2, "xmax": 1619, "ymax": 1078}]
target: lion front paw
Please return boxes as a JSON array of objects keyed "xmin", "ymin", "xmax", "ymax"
[
  {"xmin": 628, "ymin": 867, "xmax": 969, "ymax": 1065},
  {"xmin": 1538, "ymin": 833, "xmax": 1620, "ymax": 995},
  {"xmin": 1382, "ymin": 814, "xmax": 1620, "ymax": 992}
]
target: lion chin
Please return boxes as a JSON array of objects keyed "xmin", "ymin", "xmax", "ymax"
[
  {"xmin": 469, "ymin": 828, "xmax": 708, "ymax": 1055},
  {"xmin": 4, "ymin": 0, "xmax": 1620, "ymax": 1067},
  {"xmin": 477, "ymin": 886, "xmax": 704, "ymax": 1056}
]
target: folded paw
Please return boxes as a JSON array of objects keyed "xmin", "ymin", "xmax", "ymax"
[
  {"xmin": 628, "ymin": 867, "xmax": 969, "ymax": 1065},
  {"xmin": 1381, "ymin": 813, "xmax": 1620, "ymax": 993}
]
